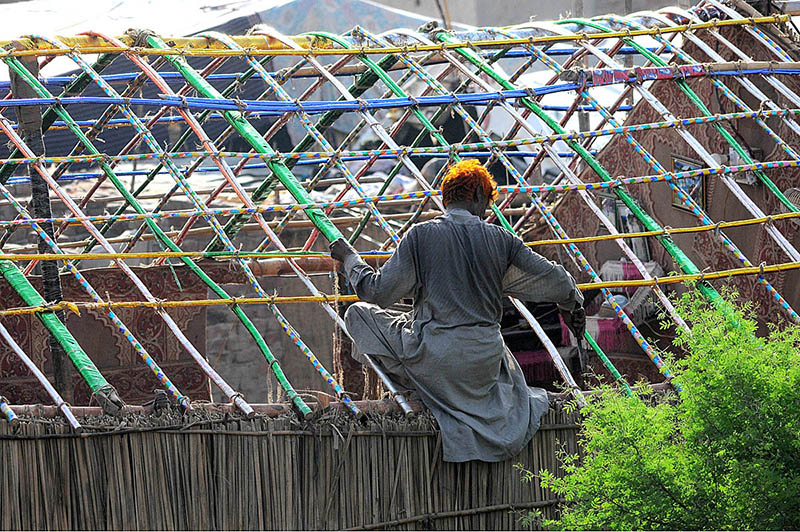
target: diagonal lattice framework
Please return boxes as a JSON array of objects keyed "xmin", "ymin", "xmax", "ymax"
[{"xmin": 1, "ymin": 1, "xmax": 800, "ymax": 428}]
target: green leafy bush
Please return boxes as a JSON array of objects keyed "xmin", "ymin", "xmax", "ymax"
[{"xmin": 518, "ymin": 288, "xmax": 800, "ymax": 530}]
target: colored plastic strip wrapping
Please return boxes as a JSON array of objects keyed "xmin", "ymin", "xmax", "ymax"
[
  {"xmin": 557, "ymin": 16, "xmax": 800, "ymax": 322},
  {"xmin": 0, "ymin": 52, "xmax": 122, "ymax": 253},
  {"xmin": 132, "ymin": 34, "xmax": 356, "ymax": 416},
  {"xmin": 8, "ymin": 209, "xmax": 800, "ymax": 263},
  {"xmin": 76, "ymin": 31, "xmax": 306, "ymax": 416},
  {"xmin": 21, "ymin": 33, "xmax": 259, "ymax": 417},
  {"xmin": 699, "ymin": 0, "xmax": 800, "ymax": 213},
  {"xmin": 386, "ymin": 28, "xmax": 672, "ymax": 384},
  {"xmin": 0, "ymin": 14, "xmax": 786, "ymax": 56},
  {"xmin": 246, "ymin": 29, "xmax": 428, "ymax": 252},
  {"xmin": 0, "ymin": 321, "xmax": 80, "ymax": 429},
  {"xmin": 0, "ymin": 259, "xmax": 112, "ymax": 395},
  {"xmin": 0, "ymin": 395, "xmax": 17, "ymax": 423},
  {"xmin": 337, "ymin": 26, "xmax": 615, "ymax": 400},
  {"xmin": 14, "ymin": 54, "xmax": 178, "ymax": 272},
  {"xmin": 142, "ymin": 32, "xmax": 409, "ymax": 414},
  {"xmin": 528, "ymin": 20, "xmax": 800, "ymax": 325},
  {"xmin": 2, "ymin": 56, "xmax": 191, "ymax": 407},
  {"xmin": 1, "ymin": 99, "xmax": 799, "ymax": 184},
  {"xmin": 105, "ymin": 30, "xmax": 359, "ymax": 417},
  {"xmin": 0, "ymin": 46, "xmax": 670, "ymax": 89}
]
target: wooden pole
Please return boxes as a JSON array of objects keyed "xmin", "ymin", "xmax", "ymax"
[{"xmin": 8, "ymin": 52, "xmax": 72, "ymax": 403}]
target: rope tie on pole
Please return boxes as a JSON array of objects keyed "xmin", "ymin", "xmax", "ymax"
[
  {"xmin": 234, "ymin": 97, "xmax": 248, "ymax": 113},
  {"xmin": 0, "ymin": 5, "xmax": 797, "ymax": 416},
  {"xmin": 448, "ymin": 144, "xmax": 458, "ymax": 162}
]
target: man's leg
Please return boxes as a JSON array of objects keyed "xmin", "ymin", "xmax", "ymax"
[{"xmin": 344, "ymin": 302, "xmax": 415, "ymax": 390}]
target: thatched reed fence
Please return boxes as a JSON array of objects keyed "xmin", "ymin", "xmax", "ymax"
[{"xmin": 0, "ymin": 404, "xmax": 579, "ymax": 530}]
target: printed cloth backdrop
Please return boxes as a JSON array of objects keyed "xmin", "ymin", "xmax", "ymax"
[
  {"xmin": 529, "ymin": 25, "xmax": 800, "ymax": 330},
  {"xmin": 0, "ymin": 265, "xmax": 210, "ymax": 405}
]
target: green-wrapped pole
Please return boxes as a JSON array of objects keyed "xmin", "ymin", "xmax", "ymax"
[
  {"xmin": 7, "ymin": 41, "xmax": 303, "ymax": 417},
  {"xmin": 81, "ymin": 56, "xmax": 274, "ymax": 261},
  {"xmin": 8, "ymin": 53, "xmax": 73, "ymax": 401},
  {"xmin": 207, "ymin": 54, "xmax": 402, "ymax": 252},
  {"xmin": 255, "ymin": 49, "xmax": 441, "ymax": 252},
  {"xmin": 0, "ymin": 260, "xmax": 112, "ymax": 395},
  {"xmin": 573, "ymin": 15, "xmax": 799, "ymax": 216},
  {"xmin": 0, "ymin": 52, "xmax": 117, "ymax": 185},
  {"xmin": 143, "ymin": 36, "xmax": 343, "ymax": 244},
  {"xmin": 347, "ymin": 26, "xmax": 630, "ymax": 396},
  {"xmin": 144, "ymin": 32, "xmax": 414, "ymax": 415},
  {"xmin": 432, "ymin": 30, "xmax": 724, "ymax": 307},
  {"xmin": 584, "ymin": 334, "xmax": 633, "ymax": 396}
]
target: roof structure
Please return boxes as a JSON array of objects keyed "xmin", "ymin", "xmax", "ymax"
[{"xmin": 0, "ymin": 0, "xmax": 799, "ymax": 429}]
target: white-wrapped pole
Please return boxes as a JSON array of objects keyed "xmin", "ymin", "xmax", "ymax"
[{"xmin": 0, "ymin": 322, "xmax": 81, "ymax": 429}]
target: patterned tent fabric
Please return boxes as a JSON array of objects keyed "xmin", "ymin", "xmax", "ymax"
[{"xmin": 0, "ymin": 0, "xmax": 800, "ymax": 426}]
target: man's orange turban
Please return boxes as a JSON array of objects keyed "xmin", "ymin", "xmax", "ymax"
[{"xmin": 441, "ymin": 160, "xmax": 498, "ymax": 207}]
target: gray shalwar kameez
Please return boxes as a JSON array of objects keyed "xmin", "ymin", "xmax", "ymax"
[{"xmin": 342, "ymin": 208, "xmax": 583, "ymax": 462}]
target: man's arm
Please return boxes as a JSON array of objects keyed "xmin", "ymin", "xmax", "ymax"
[
  {"xmin": 330, "ymin": 233, "xmax": 418, "ymax": 308},
  {"xmin": 502, "ymin": 239, "xmax": 585, "ymax": 338},
  {"xmin": 502, "ymin": 240, "xmax": 584, "ymax": 311}
]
